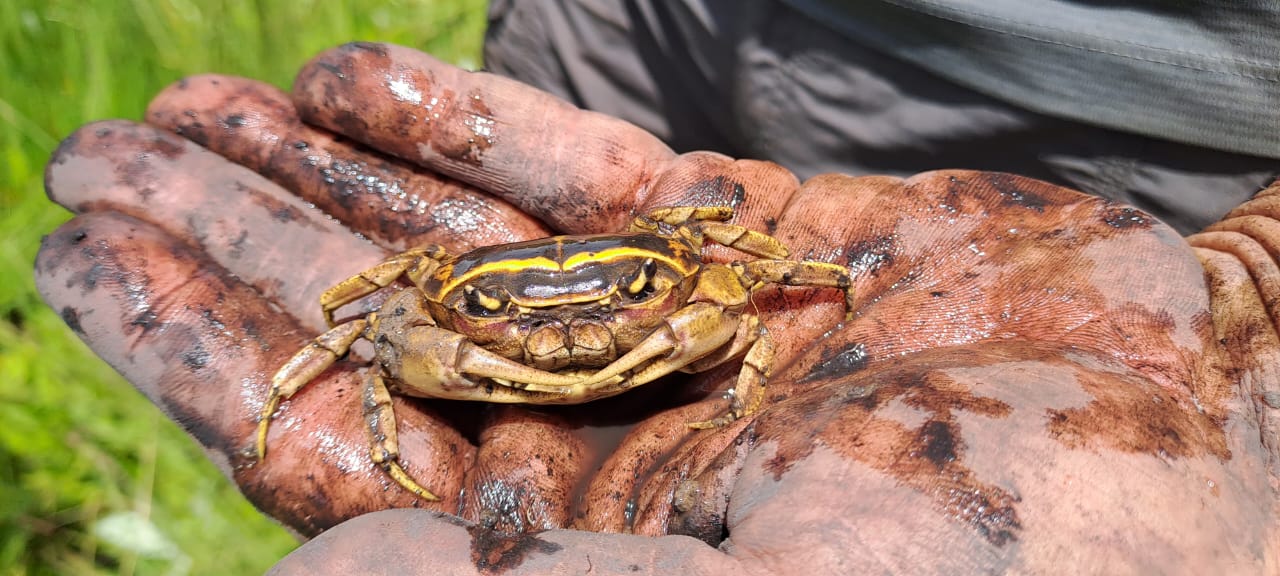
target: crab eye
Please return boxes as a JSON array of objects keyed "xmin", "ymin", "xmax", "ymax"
[
  {"xmin": 623, "ymin": 258, "xmax": 659, "ymax": 300},
  {"xmin": 462, "ymin": 284, "xmax": 508, "ymax": 317}
]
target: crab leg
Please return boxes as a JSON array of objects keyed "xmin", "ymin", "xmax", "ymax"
[
  {"xmin": 737, "ymin": 259, "xmax": 855, "ymax": 320},
  {"xmin": 632, "ymin": 206, "xmax": 791, "ymax": 259},
  {"xmin": 639, "ymin": 206, "xmax": 734, "ymax": 225},
  {"xmin": 687, "ymin": 325, "xmax": 776, "ymax": 429},
  {"xmin": 698, "ymin": 222, "xmax": 791, "ymax": 259},
  {"xmin": 319, "ymin": 245, "xmax": 448, "ymax": 326},
  {"xmin": 362, "ymin": 364, "xmax": 439, "ymax": 500},
  {"xmin": 256, "ymin": 319, "xmax": 368, "ymax": 460}
]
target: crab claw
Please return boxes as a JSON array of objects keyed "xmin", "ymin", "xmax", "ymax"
[
  {"xmin": 455, "ymin": 341, "xmax": 582, "ymax": 393},
  {"xmin": 576, "ymin": 302, "xmax": 739, "ymax": 389},
  {"xmin": 575, "ymin": 327, "xmax": 678, "ymax": 388},
  {"xmin": 393, "ymin": 325, "xmax": 582, "ymax": 396}
]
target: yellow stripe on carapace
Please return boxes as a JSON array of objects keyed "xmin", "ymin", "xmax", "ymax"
[
  {"xmin": 439, "ymin": 245, "xmax": 696, "ymax": 296},
  {"xmin": 561, "ymin": 246, "xmax": 694, "ymax": 272},
  {"xmin": 439, "ymin": 256, "xmax": 560, "ymax": 295}
]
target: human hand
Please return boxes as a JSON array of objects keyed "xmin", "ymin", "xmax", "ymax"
[{"xmin": 36, "ymin": 43, "xmax": 1278, "ymax": 573}]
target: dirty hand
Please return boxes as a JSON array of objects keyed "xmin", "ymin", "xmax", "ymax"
[{"xmin": 36, "ymin": 43, "xmax": 1278, "ymax": 574}]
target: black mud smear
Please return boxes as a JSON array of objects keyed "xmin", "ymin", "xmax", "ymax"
[
  {"xmin": 802, "ymin": 342, "xmax": 869, "ymax": 382},
  {"xmin": 467, "ymin": 525, "xmax": 563, "ymax": 575}
]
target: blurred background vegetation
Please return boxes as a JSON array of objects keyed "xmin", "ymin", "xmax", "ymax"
[{"xmin": 0, "ymin": 1, "xmax": 486, "ymax": 573}]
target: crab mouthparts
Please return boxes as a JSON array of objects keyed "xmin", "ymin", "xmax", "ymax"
[{"xmin": 522, "ymin": 320, "xmax": 618, "ymax": 370}]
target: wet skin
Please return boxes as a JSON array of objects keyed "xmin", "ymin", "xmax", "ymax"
[{"xmin": 35, "ymin": 43, "xmax": 1279, "ymax": 574}]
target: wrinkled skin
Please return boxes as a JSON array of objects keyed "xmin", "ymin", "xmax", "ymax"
[{"xmin": 35, "ymin": 42, "xmax": 1279, "ymax": 574}]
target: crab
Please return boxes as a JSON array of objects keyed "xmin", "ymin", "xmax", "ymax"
[{"xmin": 254, "ymin": 206, "xmax": 854, "ymax": 499}]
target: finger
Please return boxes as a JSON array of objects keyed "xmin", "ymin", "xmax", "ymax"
[
  {"xmin": 573, "ymin": 395, "xmax": 742, "ymax": 535},
  {"xmin": 45, "ymin": 119, "xmax": 383, "ymax": 331},
  {"xmin": 459, "ymin": 407, "xmax": 591, "ymax": 533},
  {"xmin": 269, "ymin": 508, "xmax": 740, "ymax": 575},
  {"xmin": 145, "ymin": 74, "xmax": 550, "ymax": 252},
  {"xmin": 291, "ymin": 42, "xmax": 677, "ymax": 234},
  {"xmin": 35, "ymin": 213, "xmax": 473, "ymax": 536},
  {"xmin": 638, "ymin": 152, "xmax": 801, "ymax": 264},
  {"xmin": 291, "ymin": 43, "xmax": 813, "ymax": 265}
]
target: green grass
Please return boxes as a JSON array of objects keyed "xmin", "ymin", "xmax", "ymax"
[{"xmin": 0, "ymin": 1, "xmax": 487, "ymax": 573}]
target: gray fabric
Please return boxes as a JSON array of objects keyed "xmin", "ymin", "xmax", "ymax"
[
  {"xmin": 783, "ymin": 0, "xmax": 1280, "ymax": 160},
  {"xmin": 484, "ymin": 0, "xmax": 1278, "ymax": 233}
]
